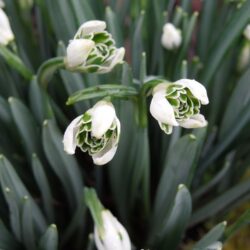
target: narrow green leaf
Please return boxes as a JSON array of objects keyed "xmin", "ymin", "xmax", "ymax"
[
  {"xmin": 223, "ymin": 209, "xmax": 250, "ymax": 242},
  {"xmin": 31, "ymin": 154, "xmax": 54, "ymax": 222},
  {"xmin": 42, "ymin": 120, "xmax": 83, "ymax": 209},
  {"xmin": 21, "ymin": 196, "xmax": 36, "ymax": 250},
  {"xmin": 9, "ymin": 97, "xmax": 43, "ymax": 159},
  {"xmin": 200, "ymin": 1, "xmax": 250, "ymax": 85},
  {"xmin": 0, "ymin": 220, "xmax": 20, "ymax": 250},
  {"xmin": 193, "ymin": 222, "xmax": 227, "ymax": 249},
  {"xmin": 39, "ymin": 224, "xmax": 58, "ymax": 250},
  {"xmin": 157, "ymin": 185, "xmax": 192, "ymax": 250},
  {"xmin": 0, "ymin": 45, "xmax": 33, "ymax": 80},
  {"xmin": 190, "ymin": 180, "xmax": 250, "ymax": 226}
]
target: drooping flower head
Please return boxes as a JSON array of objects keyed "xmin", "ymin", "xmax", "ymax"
[
  {"xmin": 161, "ymin": 23, "xmax": 182, "ymax": 50},
  {"xmin": 65, "ymin": 20, "xmax": 125, "ymax": 73},
  {"xmin": 150, "ymin": 79, "xmax": 209, "ymax": 134},
  {"xmin": 63, "ymin": 100, "xmax": 120, "ymax": 165},
  {"xmin": 0, "ymin": 8, "xmax": 14, "ymax": 45},
  {"xmin": 94, "ymin": 210, "xmax": 131, "ymax": 250}
]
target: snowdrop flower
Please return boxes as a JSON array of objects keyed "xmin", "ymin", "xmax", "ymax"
[
  {"xmin": 150, "ymin": 79, "xmax": 209, "ymax": 134},
  {"xmin": 94, "ymin": 210, "xmax": 131, "ymax": 250},
  {"xmin": 243, "ymin": 24, "xmax": 250, "ymax": 41},
  {"xmin": 65, "ymin": 20, "xmax": 125, "ymax": 73},
  {"xmin": 0, "ymin": 8, "xmax": 14, "ymax": 45},
  {"xmin": 161, "ymin": 23, "xmax": 182, "ymax": 50},
  {"xmin": 63, "ymin": 100, "xmax": 120, "ymax": 165}
]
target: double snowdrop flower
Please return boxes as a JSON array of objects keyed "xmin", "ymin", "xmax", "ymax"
[
  {"xmin": 150, "ymin": 79, "xmax": 209, "ymax": 134},
  {"xmin": 63, "ymin": 100, "xmax": 120, "ymax": 165},
  {"xmin": 0, "ymin": 7, "xmax": 14, "ymax": 45},
  {"xmin": 94, "ymin": 210, "xmax": 131, "ymax": 250},
  {"xmin": 161, "ymin": 23, "xmax": 182, "ymax": 50},
  {"xmin": 65, "ymin": 20, "xmax": 125, "ymax": 73}
]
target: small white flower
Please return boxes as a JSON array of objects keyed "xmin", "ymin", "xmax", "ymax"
[
  {"xmin": 94, "ymin": 210, "xmax": 131, "ymax": 250},
  {"xmin": 0, "ymin": 8, "xmax": 14, "ymax": 45},
  {"xmin": 161, "ymin": 23, "xmax": 182, "ymax": 50},
  {"xmin": 150, "ymin": 79, "xmax": 209, "ymax": 134},
  {"xmin": 65, "ymin": 20, "xmax": 125, "ymax": 73},
  {"xmin": 63, "ymin": 100, "xmax": 120, "ymax": 165},
  {"xmin": 243, "ymin": 24, "xmax": 250, "ymax": 41}
]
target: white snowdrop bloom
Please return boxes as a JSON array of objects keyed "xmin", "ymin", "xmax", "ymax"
[
  {"xmin": 0, "ymin": 8, "xmax": 14, "ymax": 45},
  {"xmin": 150, "ymin": 79, "xmax": 209, "ymax": 134},
  {"xmin": 63, "ymin": 100, "xmax": 120, "ymax": 165},
  {"xmin": 94, "ymin": 210, "xmax": 131, "ymax": 250},
  {"xmin": 243, "ymin": 24, "xmax": 250, "ymax": 41},
  {"xmin": 65, "ymin": 20, "xmax": 125, "ymax": 73},
  {"xmin": 161, "ymin": 23, "xmax": 182, "ymax": 50}
]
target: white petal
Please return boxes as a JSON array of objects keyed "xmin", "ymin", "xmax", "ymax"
[
  {"xmin": 97, "ymin": 47, "xmax": 125, "ymax": 73},
  {"xmin": 175, "ymin": 79, "xmax": 209, "ymax": 105},
  {"xmin": 152, "ymin": 82, "xmax": 170, "ymax": 95},
  {"xmin": 161, "ymin": 23, "xmax": 182, "ymax": 50},
  {"xmin": 63, "ymin": 115, "xmax": 83, "ymax": 154},
  {"xmin": 0, "ymin": 8, "xmax": 14, "ymax": 45},
  {"xmin": 206, "ymin": 242, "xmax": 223, "ymax": 250},
  {"xmin": 76, "ymin": 20, "xmax": 106, "ymax": 37},
  {"xmin": 243, "ymin": 24, "xmax": 250, "ymax": 41},
  {"xmin": 91, "ymin": 101, "xmax": 116, "ymax": 139},
  {"xmin": 92, "ymin": 142, "xmax": 117, "ymax": 166},
  {"xmin": 178, "ymin": 114, "xmax": 208, "ymax": 129},
  {"xmin": 150, "ymin": 91, "xmax": 178, "ymax": 126},
  {"xmin": 238, "ymin": 43, "xmax": 250, "ymax": 71},
  {"xmin": 66, "ymin": 39, "xmax": 95, "ymax": 68}
]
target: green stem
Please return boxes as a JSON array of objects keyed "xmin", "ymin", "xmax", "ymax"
[
  {"xmin": 0, "ymin": 45, "xmax": 33, "ymax": 80},
  {"xmin": 37, "ymin": 57, "xmax": 65, "ymax": 89}
]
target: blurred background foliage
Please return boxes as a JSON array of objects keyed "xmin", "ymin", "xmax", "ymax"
[{"xmin": 0, "ymin": 0, "xmax": 250, "ymax": 249}]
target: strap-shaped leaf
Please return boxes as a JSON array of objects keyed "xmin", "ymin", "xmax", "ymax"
[
  {"xmin": 42, "ymin": 120, "xmax": 83, "ymax": 210},
  {"xmin": 21, "ymin": 196, "xmax": 37, "ymax": 250},
  {"xmin": 39, "ymin": 224, "xmax": 58, "ymax": 250},
  {"xmin": 0, "ymin": 219, "xmax": 20, "ymax": 250},
  {"xmin": 31, "ymin": 154, "xmax": 54, "ymax": 222},
  {"xmin": 9, "ymin": 97, "xmax": 43, "ymax": 160},
  {"xmin": 193, "ymin": 222, "xmax": 226, "ymax": 249},
  {"xmin": 0, "ymin": 155, "xmax": 47, "ymax": 235},
  {"xmin": 157, "ymin": 185, "xmax": 192, "ymax": 250}
]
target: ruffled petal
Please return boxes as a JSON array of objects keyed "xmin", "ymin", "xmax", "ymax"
[
  {"xmin": 175, "ymin": 79, "xmax": 209, "ymax": 105},
  {"xmin": 76, "ymin": 20, "xmax": 106, "ymax": 37},
  {"xmin": 150, "ymin": 91, "xmax": 178, "ymax": 126},
  {"xmin": 91, "ymin": 101, "xmax": 116, "ymax": 139},
  {"xmin": 63, "ymin": 115, "xmax": 83, "ymax": 154},
  {"xmin": 66, "ymin": 39, "xmax": 95, "ymax": 68},
  {"xmin": 178, "ymin": 114, "xmax": 208, "ymax": 129}
]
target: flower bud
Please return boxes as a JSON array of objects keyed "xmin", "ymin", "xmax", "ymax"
[
  {"xmin": 65, "ymin": 20, "xmax": 125, "ymax": 74},
  {"xmin": 63, "ymin": 100, "xmax": 120, "ymax": 165},
  {"xmin": 150, "ymin": 79, "xmax": 209, "ymax": 134},
  {"xmin": 161, "ymin": 23, "xmax": 182, "ymax": 50},
  {"xmin": 94, "ymin": 210, "xmax": 131, "ymax": 250},
  {"xmin": 243, "ymin": 24, "xmax": 250, "ymax": 41},
  {"xmin": 0, "ymin": 8, "xmax": 14, "ymax": 45},
  {"xmin": 0, "ymin": 0, "xmax": 5, "ymax": 8}
]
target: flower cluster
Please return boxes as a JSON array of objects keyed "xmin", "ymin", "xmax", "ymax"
[
  {"xmin": 150, "ymin": 79, "xmax": 209, "ymax": 134},
  {"xmin": 0, "ymin": 4, "xmax": 14, "ymax": 45},
  {"xmin": 63, "ymin": 100, "xmax": 120, "ymax": 165},
  {"xmin": 65, "ymin": 20, "xmax": 125, "ymax": 73}
]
